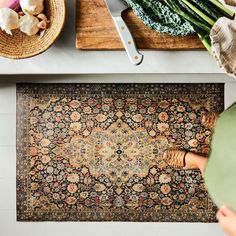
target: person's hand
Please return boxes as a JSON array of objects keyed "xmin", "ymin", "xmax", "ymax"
[{"xmin": 216, "ymin": 206, "xmax": 236, "ymax": 236}]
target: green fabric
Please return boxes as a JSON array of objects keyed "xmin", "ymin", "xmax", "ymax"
[
  {"xmin": 123, "ymin": 0, "xmax": 195, "ymax": 36},
  {"xmin": 205, "ymin": 102, "xmax": 236, "ymax": 211}
]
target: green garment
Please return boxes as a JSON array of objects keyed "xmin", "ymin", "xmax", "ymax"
[{"xmin": 205, "ymin": 102, "xmax": 236, "ymax": 211}]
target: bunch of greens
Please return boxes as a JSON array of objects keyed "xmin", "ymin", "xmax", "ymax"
[
  {"xmin": 164, "ymin": 0, "xmax": 235, "ymax": 53},
  {"xmin": 124, "ymin": 0, "xmax": 235, "ymax": 52},
  {"xmin": 124, "ymin": 0, "xmax": 195, "ymax": 36}
]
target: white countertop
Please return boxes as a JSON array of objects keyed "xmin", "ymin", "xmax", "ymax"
[{"xmin": 0, "ymin": 0, "xmax": 222, "ymax": 75}]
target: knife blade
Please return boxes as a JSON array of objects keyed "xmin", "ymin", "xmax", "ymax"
[{"xmin": 105, "ymin": 0, "xmax": 144, "ymax": 65}]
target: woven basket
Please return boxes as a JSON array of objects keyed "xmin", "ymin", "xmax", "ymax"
[{"xmin": 0, "ymin": 0, "xmax": 66, "ymax": 59}]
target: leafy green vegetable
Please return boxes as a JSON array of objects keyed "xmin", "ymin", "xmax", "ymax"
[
  {"xmin": 163, "ymin": 0, "xmax": 234, "ymax": 52},
  {"xmin": 189, "ymin": 0, "xmax": 222, "ymax": 21},
  {"xmin": 181, "ymin": 0, "xmax": 215, "ymax": 26},
  {"xmin": 165, "ymin": 0, "xmax": 211, "ymax": 33},
  {"xmin": 124, "ymin": 0, "xmax": 195, "ymax": 36},
  {"xmin": 198, "ymin": 33, "xmax": 212, "ymax": 54},
  {"xmin": 206, "ymin": 0, "xmax": 235, "ymax": 18},
  {"xmin": 124, "ymin": 0, "xmax": 235, "ymax": 52},
  {"xmin": 176, "ymin": 0, "xmax": 207, "ymax": 25}
]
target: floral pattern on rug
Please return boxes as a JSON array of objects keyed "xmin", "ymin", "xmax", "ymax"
[{"xmin": 16, "ymin": 83, "xmax": 224, "ymax": 222}]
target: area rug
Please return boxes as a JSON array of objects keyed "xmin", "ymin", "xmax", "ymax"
[{"xmin": 16, "ymin": 83, "xmax": 224, "ymax": 222}]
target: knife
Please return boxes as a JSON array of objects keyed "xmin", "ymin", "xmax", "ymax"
[{"xmin": 105, "ymin": 0, "xmax": 144, "ymax": 65}]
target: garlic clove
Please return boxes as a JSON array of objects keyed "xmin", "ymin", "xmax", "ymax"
[
  {"xmin": 38, "ymin": 19, "xmax": 47, "ymax": 30},
  {"xmin": 0, "ymin": 7, "xmax": 19, "ymax": 35},
  {"xmin": 37, "ymin": 13, "xmax": 47, "ymax": 22},
  {"xmin": 18, "ymin": 11, "xmax": 24, "ymax": 17},
  {"xmin": 19, "ymin": 13, "xmax": 39, "ymax": 36},
  {"xmin": 20, "ymin": 0, "xmax": 44, "ymax": 15}
]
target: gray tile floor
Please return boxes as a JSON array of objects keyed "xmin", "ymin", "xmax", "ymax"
[{"xmin": 1, "ymin": 74, "xmax": 235, "ymax": 236}]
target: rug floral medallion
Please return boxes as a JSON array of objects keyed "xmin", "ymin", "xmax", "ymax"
[{"xmin": 16, "ymin": 83, "xmax": 224, "ymax": 222}]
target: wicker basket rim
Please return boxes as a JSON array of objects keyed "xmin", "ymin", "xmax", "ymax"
[{"xmin": 0, "ymin": 0, "xmax": 66, "ymax": 59}]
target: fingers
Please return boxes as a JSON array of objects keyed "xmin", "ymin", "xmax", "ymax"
[
  {"xmin": 219, "ymin": 206, "xmax": 236, "ymax": 217},
  {"xmin": 216, "ymin": 209, "xmax": 225, "ymax": 221},
  {"xmin": 216, "ymin": 207, "xmax": 236, "ymax": 236}
]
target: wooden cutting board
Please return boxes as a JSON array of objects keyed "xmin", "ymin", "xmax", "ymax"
[{"xmin": 76, "ymin": 0, "xmax": 204, "ymax": 50}]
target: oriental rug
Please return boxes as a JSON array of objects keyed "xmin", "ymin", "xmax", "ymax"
[{"xmin": 16, "ymin": 83, "xmax": 224, "ymax": 222}]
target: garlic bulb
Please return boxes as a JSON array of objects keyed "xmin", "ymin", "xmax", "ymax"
[
  {"xmin": 0, "ymin": 7, "xmax": 19, "ymax": 35},
  {"xmin": 19, "ymin": 14, "xmax": 39, "ymax": 36},
  {"xmin": 20, "ymin": 0, "xmax": 44, "ymax": 15},
  {"xmin": 0, "ymin": 0, "xmax": 20, "ymax": 12}
]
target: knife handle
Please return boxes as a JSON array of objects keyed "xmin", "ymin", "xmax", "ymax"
[{"xmin": 113, "ymin": 16, "xmax": 143, "ymax": 65}]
